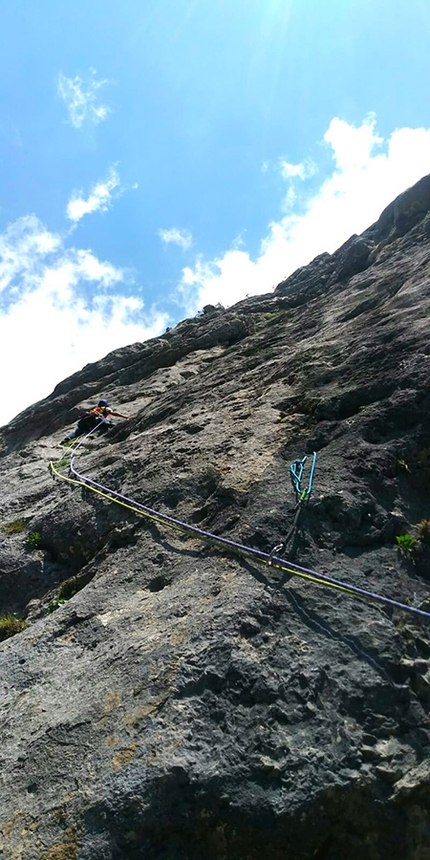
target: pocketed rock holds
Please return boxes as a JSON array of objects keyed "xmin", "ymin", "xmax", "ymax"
[{"xmin": 0, "ymin": 175, "xmax": 430, "ymax": 859}]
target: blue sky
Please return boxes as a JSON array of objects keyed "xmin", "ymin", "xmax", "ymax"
[{"xmin": 1, "ymin": 0, "xmax": 430, "ymax": 425}]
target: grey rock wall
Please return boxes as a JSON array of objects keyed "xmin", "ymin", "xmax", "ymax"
[{"xmin": 0, "ymin": 176, "xmax": 430, "ymax": 859}]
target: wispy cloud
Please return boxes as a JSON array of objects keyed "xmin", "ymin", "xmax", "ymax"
[
  {"xmin": 158, "ymin": 227, "xmax": 193, "ymax": 250},
  {"xmin": 0, "ymin": 215, "xmax": 168, "ymax": 425},
  {"xmin": 280, "ymin": 160, "xmax": 314, "ymax": 180},
  {"xmin": 58, "ymin": 69, "xmax": 111, "ymax": 129},
  {"xmin": 66, "ymin": 167, "xmax": 121, "ymax": 223},
  {"xmin": 177, "ymin": 116, "xmax": 430, "ymax": 314}
]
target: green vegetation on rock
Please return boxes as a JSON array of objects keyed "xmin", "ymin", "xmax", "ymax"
[
  {"xmin": 396, "ymin": 533, "xmax": 418, "ymax": 554},
  {"xmin": 49, "ymin": 574, "xmax": 91, "ymax": 613},
  {"xmin": 1, "ymin": 518, "xmax": 26, "ymax": 535},
  {"xmin": 0, "ymin": 613, "xmax": 27, "ymax": 642},
  {"xmin": 262, "ymin": 310, "xmax": 287, "ymax": 320},
  {"xmin": 25, "ymin": 530, "xmax": 42, "ymax": 550}
]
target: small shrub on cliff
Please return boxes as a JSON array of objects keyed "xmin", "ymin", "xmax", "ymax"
[
  {"xmin": 49, "ymin": 574, "xmax": 89, "ymax": 613},
  {"xmin": 0, "ymin": 614, "xmax": 27, "ymax": 642},
  {"xmin": 416, "ymin": 518, "xmax": 430, "ymax": 543},
  {"xmin": 25, "ymin": 531, "xmax": 42, "ymax": 550},
  {"xmin": 1, "ymin": 518, "xmax": 26, "ymax": 535},
  {"xmin": 396, "ymin": 533, "xmax": 417, "ymax": 554},
  {"xmin": 48, "ymin": 597, "xmax": 67, "ymax": 613},
  {"xmin": 58, "ymin": 576, "xmax": 79, "ymax": 600}
]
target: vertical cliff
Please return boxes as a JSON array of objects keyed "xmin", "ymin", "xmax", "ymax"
[{"xmin": 1, "ymin": 176, "xmax": 430, "ymax": 859}]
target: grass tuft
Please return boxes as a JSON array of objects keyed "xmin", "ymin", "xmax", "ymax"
[
  {"xmin": 58, "ymin": 577, "xmax": 79, "ymax": 600},
  {"xmin": 49, "ymin": 573, "xmax": 90, "ymax": 613},
  {"xmin": 416, "ymin": 518, "xmax": 430, "ymax": 544},
  {"xmin": 1, "ymin": 518, "xmax": 26, "ymax": 535},
  {"xmin": 263, "ymin": 310, "xmax": 287, "ymax": 321},
  {"xmin": 0, "ymin": 613, "xmax": 27, "ymax": 642}
]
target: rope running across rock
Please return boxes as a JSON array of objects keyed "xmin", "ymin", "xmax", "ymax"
[{"xmin": 49, "ymin": 430, "xmax": 430, "ymax": 622}]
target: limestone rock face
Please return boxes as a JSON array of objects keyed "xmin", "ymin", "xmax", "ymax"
[{"xmin": 1, "ymin": 177, "xmax": 430, "ymax": 859}]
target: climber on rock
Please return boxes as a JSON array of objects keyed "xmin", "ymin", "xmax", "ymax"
[{"xmin": 61, "ymin": 400, "xmax": 128, "ymax": 444}]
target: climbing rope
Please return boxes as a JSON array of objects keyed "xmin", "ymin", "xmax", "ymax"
[
  {"xmin": 290, "ymin": 452, "xmax": 317, "ymax": 501},
  {"xmin": 269, "ymin": 452, "xmax": 317, "ymax": 562},
  {"xmin": 49, "ymin": 431, "xmax": 430, "ymax": 622}
]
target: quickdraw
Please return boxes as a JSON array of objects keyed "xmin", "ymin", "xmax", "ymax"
[{"xmin": 290, "ymin": 452, "xmax": 317, "ymax": 502}]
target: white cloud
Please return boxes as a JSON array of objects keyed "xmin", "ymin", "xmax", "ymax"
[
  {"xmin": 58, "ymin": 70, "xmax": 111, "ymax": 129},
  {"xmin": 66, "ymin": 167, "xmax": 121, "ymax": 223},
  {"xmin": 177, "ymin": 116, "xmax": 430, "ymax": 314},
  {"xmin": 0, "ymin": 216, "xmax": 168, "ymax": 426},
  {"xmin": 280, "ymin": 160, "xmax": 312, "ymax": 180},
  {"xmin": 0, "ymin": 215, "xmax": 61, "ymax": 293},
  {"xmin": 158, "ymin": 227, "xmax": 193, "ymax": 250},
  {"xmin": 279, "ymin": 160, "xmax": 315, "ymax": 214},
  {"xmin": 324, "ymin": 115, "xmax": 383, "ymax": 171}
]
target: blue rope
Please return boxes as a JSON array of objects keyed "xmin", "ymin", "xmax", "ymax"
[
  {"xmin": 290, "ymin": 452, "xmax": 317, "ymax": 501},
  {"xmin": 290, "ymin": 457, "xmax": 305, "ymax": 495},
  {"xmin": 307, "ymin": 451, "xmax": 317, "ymax": 497}
]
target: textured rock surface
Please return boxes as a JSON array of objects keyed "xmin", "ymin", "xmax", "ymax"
[{"xmin": 1, "ymin": 177, "xmax": 430, "ymax": 859}]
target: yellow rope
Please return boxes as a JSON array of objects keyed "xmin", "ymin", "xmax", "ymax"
[{"xmin": 49, "ymin": 457, "xmax": 355, "ymax": 598}]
